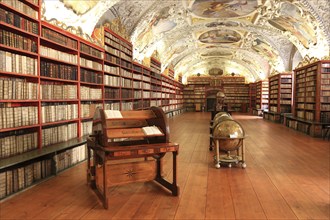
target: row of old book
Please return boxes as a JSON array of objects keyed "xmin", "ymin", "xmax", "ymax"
[
  {"xmin": 1, "ymin": 0, "xmax": 38, "ymax": 19},
  {"xmin": 54, "ymin": 144, "xmax": 87, "ymax": 172},
  {"xmin": 0, "ymin": 106, "xmax": 38, "ymax": 129},
  {"xmin": 0, "ymin": 130, "xmax": 38, "ymax": 159},
  {"xmin": 0, "ymin": 144, "xmax": 87, "ymax": 199},
  {"xmin": 41, "ymin": 123, "xmax": 77, "ymax": 147},
  {"xmin": 0, "ymin": 159, "xmax": 52, "ymax": 199},
  {"xmin": 40, "ymin": 46, "xmax": 78, "ymax": 64},
  {"xmin": 0, "ymin": 8, "xmax": 39, "ymax": 35},
  {"xmin": 0, "ymin": 29, "xmax": 38, "ymax": 53},
  {"xmin": 41, "ymin": 27, "xmax": 78, "ymax": 50},
  {"xmin": 40, "ymin": 61, "xmax": 78, "ymax": 81},
  {"xmin": 40, "ymin": 84, "xmax": 77, "ymax": 100},
  {"xmin": 41, "ymin": 104, "xmax": 78, "ymax": 123},
  {"xmin": 80, "ymin": 69, "xmax": 102, "ymax": 84},
  {"xmin": 80, "ymin": 43, "xmax": 103, "ymax": 59},
  {"xmin": 0, "ymin": 50, "xmax": 38, "ymax": 75},
  {"xmin": 1, "ymin": 81, "xmax": 31, "ymax": 101}
]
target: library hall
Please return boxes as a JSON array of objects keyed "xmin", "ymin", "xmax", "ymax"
[{"xmin": 0, "ymin": 0, "xmax": 330, "ymax": 219}]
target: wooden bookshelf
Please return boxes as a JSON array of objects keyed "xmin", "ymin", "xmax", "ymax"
[
  {"xmin": 252, "ymin": 80, "xmax": 268, "ymax": 116},
  {"xmin": 284, "ymin": 60, "xmax": 330, "ymax": 137},
  {"xmin": 264, "ymin": 73, "xmax": 292, "ymax": 122},
  {"xmin": 249, "ymin": 82, "xmax": 257, "ymax": 113},
  {"xmin": 222, "ymin": 76, "xmax": 249, "ymax": 112},
  {"xmin": 183, "ymin": 76, "xmax": 249, "ymax": 112},
  {"xmin": 0, "ymin": 0, "xmax": 184, "ymax": 200}
]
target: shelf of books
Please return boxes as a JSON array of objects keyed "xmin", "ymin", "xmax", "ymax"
[
  {"xmin": 104, "ymin": 27, "xmax": 132, "ymax": 111},
  {"xmin": 183, "ymin": 84, "xmax": 206, "ymax": 112},
  {"xmin": 0, "ymin": 1, "xmax": 184, "ymax": 200},
  {"xmin": 284, "ymin": 60, "xmax": 330, "ymax": 137},
  {"xmin": 264, "ymin": 73, "xmax": 292, "ymax": 123},
  {"xmin": 222, "ymin": 76, "xmax": 249, "ymax": 112},
  {"xmin": 249, "ymin": 82, "xmax": 256, "ymax": 113},
  {"xmin": 79, "ymin": 37, "xmax": 104, "ymax": 139},
  {"xmin": 252, "ymin": 80, "xmax": 268, "ymax": 116},
  {"xmin": 184, "ymin": 76, "xmax": 249, "ymax": 112}
]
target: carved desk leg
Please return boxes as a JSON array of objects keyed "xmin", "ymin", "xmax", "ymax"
[{"xmin": 154, "ymin": 151, "xmax": 179, "ymax": 196}]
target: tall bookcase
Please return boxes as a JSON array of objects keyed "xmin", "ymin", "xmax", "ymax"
[
  {"xmin": 249, "ymin": 82, "xmax": 256, "ymax": 113},
  {"xmin": 252, "ymin": 80, "xmax": 268, "ymax": 116},
  {"xmin": 0, "ymin": 0, "xmax": 184, "ymax": 200},
  {"xmin": 264, "ymin": 73, "xmax": 292, "ymax": 122},
  {"xmin": 284, "ymin": 60, "xmax": 330, "ymax": 137},
  {"xmin": 183, "ymin": 76, "xmax": 249, "ymax": 112},
  {"xmin": 222, "ymin": 76, "xmax": 249, "ymax": 112}
]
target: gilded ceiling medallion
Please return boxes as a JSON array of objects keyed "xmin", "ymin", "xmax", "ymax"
[
  {"xmin": 191, "ymin": 0, "xmax": 258, "ymax": 19},
  {"xmin": 199, "ymin": 29, "xmax": 241, "ymax": 44}
]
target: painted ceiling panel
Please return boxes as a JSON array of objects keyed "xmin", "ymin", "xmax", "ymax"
[{"xmin": 42, "ymin": 0, "xmax": 330, "ymax": 83}]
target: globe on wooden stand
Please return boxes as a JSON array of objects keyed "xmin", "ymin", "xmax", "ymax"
[{"xmin": 212, "ymin": 119, "xmax": 246, "ymax": 169}]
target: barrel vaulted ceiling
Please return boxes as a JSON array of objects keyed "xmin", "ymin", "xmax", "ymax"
[{"xmin": 42, "ymin": 0, "xmax": 330, "ymax": 83}]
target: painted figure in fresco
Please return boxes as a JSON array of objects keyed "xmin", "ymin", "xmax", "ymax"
[
  {"xmin": 192, "ymin": 0, "xmax": 258, "ymax": 18},
  {"xmin": 252, "ymin": 38, "xmax": 278, "ymax": 61}
]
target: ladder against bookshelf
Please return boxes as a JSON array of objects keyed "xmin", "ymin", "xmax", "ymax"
[
  {"xmin": 264, "ymin": 72, "xmax": 293, "ymax": 123},
  {"xmin": 284, "ymin": 60, "xmax": 330, "ymax": 137}
]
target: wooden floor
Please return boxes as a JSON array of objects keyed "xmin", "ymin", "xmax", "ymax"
[{"xmin": 1, "ymin": 112, "xmax": 329, "ymax": 219}]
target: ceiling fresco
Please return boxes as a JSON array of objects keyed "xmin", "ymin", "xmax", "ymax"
[{"xmin": 42, "ymin": 0, "xmax": 330, "ymax": 83}]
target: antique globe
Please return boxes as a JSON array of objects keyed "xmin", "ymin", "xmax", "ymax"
[
  {"xmin": 213, "ymin": 111, "xmax": 229, "ymax": 120},
  {"xmin": 212, "ymin": 119, "xmax": 245, "ymax": 151},
  {"xmin": 212, "ymin": 113, "xmax": 232, "ymax": 129},
  {"xmin": 216, "ymin": 91, "xmax": 225, "ymax": 98}
]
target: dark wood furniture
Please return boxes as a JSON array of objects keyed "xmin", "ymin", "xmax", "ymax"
[{"xmin": 87, "ymin": 107, "xmax": 179, "ymax": 209}]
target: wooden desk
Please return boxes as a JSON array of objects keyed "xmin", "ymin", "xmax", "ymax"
[{"xmin": 87, "ymin": 107, "xmax": 179, "ymax": 209}]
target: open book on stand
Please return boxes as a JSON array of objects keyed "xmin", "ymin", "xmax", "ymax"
[{"xmin": 142, "ymin": 126, "xmax": 163, "ymax": 136}]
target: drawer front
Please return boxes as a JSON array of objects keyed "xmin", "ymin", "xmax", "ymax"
[{"xmin": 96, "ymin": 160, "xmax": 156, "ymax": 187}]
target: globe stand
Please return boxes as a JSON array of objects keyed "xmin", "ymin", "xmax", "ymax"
[{"xmin": 214, "ymin": 138, "xmax": 246, "ymax": 169}]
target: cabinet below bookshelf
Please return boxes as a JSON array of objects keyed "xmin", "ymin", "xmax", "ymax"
[
  {"xmin": 0, "ymin": 136, "xmax": 87, "ymax": 200},
  {"xmin": 283, "ymin": 115, "xmax": 330, "ymax": 137}
]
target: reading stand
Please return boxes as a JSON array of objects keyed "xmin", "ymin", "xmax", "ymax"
[{"xmin": 87, "ymin": 107, "xmax": 179, "ymax": 209}]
